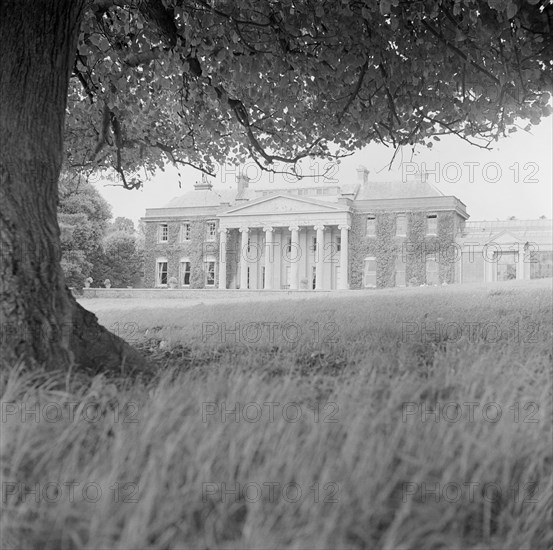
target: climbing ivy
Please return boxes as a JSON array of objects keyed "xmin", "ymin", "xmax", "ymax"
[
  {"xmin": 375, "ymin": 213, "xmax": 399, "ymax": 288},
  {"xmin": 143, "ymin": 217, "xmax": 219, "ymax": 288},
  {"xmin": 437, "ymin": 213, "xmax": 457, "ymax": 284},
  {"xmin": 406, "ymin": 212, "xmax": 427, "ymax": 286},
  {"xmin": 351, "ymin": 209, "xmax": 460, "ymax": 288}
]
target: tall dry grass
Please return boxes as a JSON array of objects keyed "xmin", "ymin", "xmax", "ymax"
[{"xmin": 1, "ymin": 280, "xmax": 551, "ymax": 549}]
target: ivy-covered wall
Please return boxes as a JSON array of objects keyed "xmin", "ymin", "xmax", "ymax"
[
  {"xmin": 349, "ymin": 209, "xmax": 459, "ymax": 288},
  {"xmin": 405, "ymin": 211, "xmax": 428, "ymax": 286},
  {"xmin": 437, "ymin": 212, "xmax": 456, "ymax": 283},
  {"xmin": 349, "ymin": 211, "xmax": 400, "ymax": 289},
  {"xmin": 144, "ymin": 210, "xmax": 461, "ymax": 289},
  {"xmin": 143, "ymin": 217, "xmax": 220, "ymax": 288}
]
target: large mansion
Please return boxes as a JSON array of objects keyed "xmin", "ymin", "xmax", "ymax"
[{"xmin": 142, "ymin": 168, "xmax": 553, "ymax": 290}]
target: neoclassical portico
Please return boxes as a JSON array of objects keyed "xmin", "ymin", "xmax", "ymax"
[{"xmin": 217, "ymin": 194, "xmax": 352, "ymax": 290}]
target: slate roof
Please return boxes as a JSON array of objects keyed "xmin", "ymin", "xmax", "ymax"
[
  {"xmin": 162, "ymin": 180, "xmax": 443, "ymax": 208},
  {"xmin": 163, "ymin": 188, "xmax": 235, "ymax": 208},
  {"xmin": 354, "ymin": 179, "xmax": 444, "ymax": 200}
]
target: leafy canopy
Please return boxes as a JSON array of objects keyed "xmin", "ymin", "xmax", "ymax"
[
  {"xmin": 66, "ymin": 0, "xmax": 553, "ymax": 186},
  {"xmin": 91, "ymin": 229, "xmax": 144, "ymax": 288},
  {"xmin": 110, "ymin": 216, "xmax": 136, "ymax": 234},
  {"xmin": 58, "ymin": 172, "xmax": 112, "ymax": 286}
]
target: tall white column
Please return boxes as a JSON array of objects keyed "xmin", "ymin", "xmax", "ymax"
[
  {"xmin": 517, "ymin": 250, "xmax": 525, "ymax": 280},
  {"xmin": 218, "ymin": 228, "xmax": 227, "ymax": 289},
  {"xmin": 314, "ymin": 224, "xmax": 325, "ymax": 290},
  {"xmin": 239, "ymin": 226, "xmax": 249, "ymax": 290},
  {"xmin": 264, "ymin": 226, "xmax": 274, "ymax": 289},
  {"xmin": 289, "ymin": 225, "xmax": 300, "ymax": 290},
  {"xmin": 338, "ymin": 225, "xmax": 350, "ymax": 290}
]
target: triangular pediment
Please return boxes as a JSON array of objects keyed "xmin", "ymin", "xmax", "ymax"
[
  {"xmin": 488, "ymin": 230, "xmax": 524, "ymax": 244},
  {"xmin": 221, "ymin": 193, "xmax": 343, "ymax": 216}
]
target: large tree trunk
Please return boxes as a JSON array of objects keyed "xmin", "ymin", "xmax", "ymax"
[{"xmin": 0, "ymin": 0, "xmax": 147, "ymax": 375}]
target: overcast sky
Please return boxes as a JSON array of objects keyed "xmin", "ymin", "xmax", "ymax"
[{"xmin": 93, "ymin": 115, "xmax": 552, "ymax": 225}]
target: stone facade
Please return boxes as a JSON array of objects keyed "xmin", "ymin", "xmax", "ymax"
[{"xmin": 142, "ymin": 170, "xmax": 552, "ymax": 289}]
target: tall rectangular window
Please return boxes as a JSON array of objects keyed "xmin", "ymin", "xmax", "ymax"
[
  {"xmin": 364, "ymin": 257, "xmax": 377, "ymax": 287},
  {"xmin": 395, "ymin": 255, "xmax": 406, "ymax": 287},
  {"xmin": 206, "ymin": 221, "xmax": 216, "ymax": 241},
  {"xmin": 205, "ymin": 261, "xmax": 215, "ymax": 286},
  {"xmin": 156, "ymin": 260, "xmax": 168, "ymax": 286},
  {"xmin": 311, "ymin": 236, "xmax": 317, "ymax": 252},
  {"xmin": 159, "ymin": 223, "xmax": 168, "ymax": 242},
  {"xmin": 366, "ymin": 215, "xmax": 376, "ymax": 237},
  {"xmin": 180, "ymin": 260, "xmax": 191, "ymax": 286},
  {"xmin": 426, "ymin": 254, "xmax": 439, "ymax": 285},
  {"xmin": 181, "ymin": 222, "xmax": 191, "ymax": 242},
  {"xmin": 396, "ymin": 214, "xmax": 406, "ymax": 237},
  {"xmin": 426, "ymin": 214, "xmax": 437, "ymax": 235},
  {"xmin": 284, "ymin": 266, "xmax": 290, "ymax": 288},
  {"xmin": 336, "ymin": 236, "xmax": 341, "ymax": 252}
]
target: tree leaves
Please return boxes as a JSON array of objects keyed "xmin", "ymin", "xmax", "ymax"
[
  {"xmin": 64, "ymin": 0, "xmax": 553, "ymax": 179},
  {"xmin": 58, "ymin": 172, "xmax": 112, "ymax": 286}
]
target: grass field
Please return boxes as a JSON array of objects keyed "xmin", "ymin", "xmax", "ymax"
[{"xmin": 1, "ymin": 279, "xmax": 552, "ymax": 549}]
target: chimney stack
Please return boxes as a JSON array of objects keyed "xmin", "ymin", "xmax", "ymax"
[
  {"xmin": 237, "ymin": 173, "xmax": 250, "ymax": 194},
  {"xmin": 194, "ymin": 173, "xmax": 213, "ymax": 191},
  {"xmin": 356, "ymin": 165, "xmax": 369, "ymax": 185}
]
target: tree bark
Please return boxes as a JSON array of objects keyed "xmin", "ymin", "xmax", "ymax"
[{"xmin": 0, "ymin": 0, "xmax": 147, "ymax": 375}]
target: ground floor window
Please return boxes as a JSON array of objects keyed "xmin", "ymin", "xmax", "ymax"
[
  {"xmin": 395, "ymin": 255, "xmax": 406, "ymax": 287},
  {"xmin": 180, "ymin": 260, "xmax": 191, "ymax": 286},
  {"xmin": 156, "ymin": 259, "xmax": 168, "ymax": 286},
  {"xmin": 312, "ymin": 266, "xmax": 316, "ymax": 289},
  {"xmin": 205, "ymin": 260, "xmax": 216, "ymax": 286},
  {"xmin": 284, "ymin": 266, "xmax": 290, "ymax": 289},
  {"xmin": 363, "ymin": 257, "xmax": 376, "ymax": 288},
  {"xmin": 426, "ymin": 254, "xmax": 439, "ymax": 285}
]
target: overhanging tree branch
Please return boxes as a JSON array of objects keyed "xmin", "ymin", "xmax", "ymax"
[
  {"xmin": 421, "ymin": 20, "xmax": 503, "ymax": 89},
  {"xmin": 338, "ymin": 60, "xmax": 368, "ymax": 123}
]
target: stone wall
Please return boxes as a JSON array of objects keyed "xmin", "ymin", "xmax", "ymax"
[{"xmin": 81, "ymin": 288, "xmax": 336, "ymax": 299}]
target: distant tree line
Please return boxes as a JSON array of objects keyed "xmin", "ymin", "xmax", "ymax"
[{"xmin": 58, "ymin": 173, "xmax": 143, "ymax": 289}]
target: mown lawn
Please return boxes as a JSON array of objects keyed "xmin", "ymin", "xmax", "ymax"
[{"xmin": 1, "ymin": 279, "xmax": 552, "ymax": 549}]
